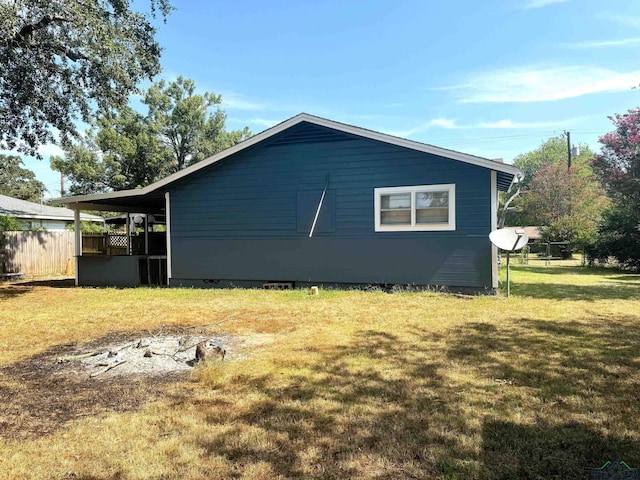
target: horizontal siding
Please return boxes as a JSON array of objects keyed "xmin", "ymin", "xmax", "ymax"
[
  {"xmin": 168, "ymin": 122, "xmax": 494, "ymax": 287},
  {"xmin": 171, "ymin": 238, "xmax": 491, "ymax": 287},
  {"xmin": 170, "ymin": 146, "xmax": 491, "ymax": 238},
  {"xmin": 78, "ymin": 256, "xmax": 140, "ymax": 287}
]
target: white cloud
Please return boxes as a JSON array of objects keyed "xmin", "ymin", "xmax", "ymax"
[
  {"xmin": 384, "ymin": 118, "xmax": 459, "ymax": 137},
  {"xmin": 564, "ymin": 37, "xmax": 640, "ymax": 49},
  {"xmin": 247, "ymin": 118, "xmax": 281, "ymax": 128},
  {"xmin": 384, "ymin": 116, "xmax": 570, "ymax": 138},
  {"xmin": 478, "ymin": 119, "xmax": 566, "ymax": 129},
  {"xmin": 428, "ymin": 118, "xmax": 459, "ymax": 129},
  {"xmin": 523, "ymin": 0, "xmax": 569, "ymax": 9},
  {"xmin": 456, "ymin": 146, "xmax": 520, "ymax": 161},
  {"xmin": 607, "ymin": 14, "xmax": 640, "ymax": 29},
  {"xmin": 442, "ymin": 65, "xmax": 640, "ymax": 103},
  {"xmin": 220, "ymin": 92, "xmax": 266, "ymax": 111}
]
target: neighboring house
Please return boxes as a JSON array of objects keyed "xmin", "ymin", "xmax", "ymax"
[
  {"xmin": 503, "ymin": 226, "xmax": 542, "ymax": 244},
  {"xmin": 55, "ymin": 113, "xmax": 523, "ymax": 291},
  {"xmin": 0, "ymin": 194, "xmax": 104, "ymax": 230}
]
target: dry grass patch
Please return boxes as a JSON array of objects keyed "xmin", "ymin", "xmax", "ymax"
[{"xmin": 1, "ymin": 267, "xmax": 639, "ymax": 479}]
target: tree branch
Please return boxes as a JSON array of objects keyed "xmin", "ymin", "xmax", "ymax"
[
  {"xmin": 498, "ymin": 187, "xmax": 520, "ymax": 229},
  {"xmin": 22, "ymin": 39, "xmax": 90, "ymax": 62},
  {"xmin": 14, "ymin": 16, "xmax": 72, "ymax": 44}
]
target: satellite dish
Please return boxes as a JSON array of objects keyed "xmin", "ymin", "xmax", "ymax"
[
  {"xmin": 489, "ymin": 228, "xmax": 530, "ymax": 298},
  {"xmin": 489, "ymin": 229, "xmax": 529, "ymax": 252}
]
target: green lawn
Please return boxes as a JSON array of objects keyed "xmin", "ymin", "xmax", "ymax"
[
  {"xmin": 0, "ymin": 264, "xmax": 639, "ymax": 479},
  {"xmin": 506, "ymin": 265, "xmax": 640, "ymax": 300}
]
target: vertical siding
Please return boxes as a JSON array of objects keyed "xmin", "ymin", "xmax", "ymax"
[
  {"xmin": 2, "ymin": 231, "xmax": 74, "ymax": 276},
  {"xmin": 169, "ymin": 122, "xmax": 494, "ymax": 288}
]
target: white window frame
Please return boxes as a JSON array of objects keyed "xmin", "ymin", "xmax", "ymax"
[{"xmin": 374, "ymin": 184, "xmax": 456, "ymax": 232}]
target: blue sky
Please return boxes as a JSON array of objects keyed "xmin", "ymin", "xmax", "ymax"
[{"xmin": 19, "ymin": 0, "xmax": 640, "ymax": 198}]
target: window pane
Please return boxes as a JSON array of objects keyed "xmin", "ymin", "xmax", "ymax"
[
  {"xmin": 416, "ymin": 208, "xmax": 448, "ymax": 224},
  {"xmin": 381, "ymin": 210, "xmax": 411, "ymax": 225},
  {"xmin": 381, "ymin": 193, "xmax": 410, "ymax": 209},
  {"xmin": 416, "ymin": 191, "xmax": 448, "ymax": 208}
]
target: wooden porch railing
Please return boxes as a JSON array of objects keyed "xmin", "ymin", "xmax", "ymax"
[{"xmin": 81, "ymin": 233, "xmax": 165, "ymax": 256}]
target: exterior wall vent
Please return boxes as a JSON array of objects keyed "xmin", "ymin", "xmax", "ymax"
[{"xmin": 263, "ymin": 282, "xmax": 294, "ymax": 290}]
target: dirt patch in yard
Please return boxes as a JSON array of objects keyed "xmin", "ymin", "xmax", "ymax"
[{"xmin": 0, "ymin": 326, "xmax": 277, "ymax": 441}]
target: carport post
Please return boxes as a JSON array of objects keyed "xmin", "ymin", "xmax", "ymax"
[
  {"xmin": 73, "ymin": 207, "xmax": 81, "ymax": 286},
  {"xmin": 165, "ymin": 192, "xmax": 172, "ymax": 285},
  {"xmin": 144, "ymin": 214, "xmax": 149, "ymax": 255},
  {"xmin": 126, "ymin": 213, "xmax": 131, "ymax": 255}
]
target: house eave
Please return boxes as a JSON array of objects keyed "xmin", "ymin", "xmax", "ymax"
[
  {"xmin": 52, "ymin": 113, "xmax": 523, "ymax": 207},
  {"xmin": 144, "ymin": 113, "xmax": 524, "ymax": 191}
]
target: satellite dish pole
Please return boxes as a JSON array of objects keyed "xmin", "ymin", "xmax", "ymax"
[
  {"xmin": 489, "ymin": 229, "xmax": 529, "ymax": 297},
  {"xmin": 506, "ymin": 232, "xmax": 522, "ymax": 297}
]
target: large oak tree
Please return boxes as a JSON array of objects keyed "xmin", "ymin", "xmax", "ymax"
[{"xmin": 0, "ymin": 0, "xmax": 172, "ymax": 157}]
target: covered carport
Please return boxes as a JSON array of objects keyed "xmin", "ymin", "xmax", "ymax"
[{"xmin": 55, "ymin": 189, "xmax": 171, "ymax": 287}]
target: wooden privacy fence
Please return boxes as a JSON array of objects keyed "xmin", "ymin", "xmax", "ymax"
[{"xmin": 1, "ymin": 231, "xmax": 75, "ymax": 277}]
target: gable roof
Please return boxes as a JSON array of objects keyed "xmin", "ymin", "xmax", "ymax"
[
  {"xmin": 0, "ymin": 194, "xmax": 103, "ymax": 222},
  {"xmin": 54, "ymin": 113, "xmax": 523, "ymax": 209}
]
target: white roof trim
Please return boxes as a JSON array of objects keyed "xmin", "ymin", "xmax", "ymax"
[
  {"xmin": 12, "ymin": 214, "xmax": 103, "ymax": 222},
  {"xmin": 55, "ymin": 113, "xmax": 522, "ymax": 205}
]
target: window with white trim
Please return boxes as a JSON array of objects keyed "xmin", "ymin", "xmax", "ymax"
[{"xmin": 374, "ymin": 184, "xmax": 456, "ymax": 231}]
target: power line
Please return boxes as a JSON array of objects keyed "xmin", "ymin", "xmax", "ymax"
[{"xmin": 423, "ymin": 129, "xmax": 606, "ymax": 149}]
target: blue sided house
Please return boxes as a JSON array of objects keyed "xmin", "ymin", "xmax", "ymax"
[{"xmin": 56, "ymin": 113, "xmax": 523, "ymax": 292}]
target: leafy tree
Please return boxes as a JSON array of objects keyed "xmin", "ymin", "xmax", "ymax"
[
  {"xmin": 0, "ymin": 0, "xmax": 172, "ymax": 157},
  {"xmin": 65, "ymin": 221, "xmax": 104, "ymax": 233},
  {"xmin": 513, "ymin": 135, "xmax": 595, "ymax": 189},
  {"xmin": 0, "ymin": 154, "xmax": 47, "ymax": 201},
  {"xmin": 145, "ymin": 76, "xmax": 250, "ymax": 172},
  {"xmin": 589, "ymin": 108, "xmax": 640, "ymax": 270},
  {"xmin": 50, "ymin": 137, "xmax": 111, "ymax": 195},
  {"xmin": 592, "ymin": 109, "xmax": 640, "ymax": 207},
  {"xmin": 96, "ymin": 107, "xmax": 169, "ymax": 187},
  {"xmin": 519, "ymin": 164, "xmax": 608, "ymax": 251},
  {"xmin": 588, "ymin": 205, "xmax": 640, "ymax": 270},
  {"xmin": 52, "ymin": 77, "xmax": 251, "ymax": 194},
  {"xmin": 0, "ymin": 214, "xmax": 21, "ymax": 232},
  {"xmin": 508, "ymin": 136, "xmax": 598, "ymax": 227},
  {"xmin": 52, "ymin": 107, "xmax": 167, "ymax": 194}
]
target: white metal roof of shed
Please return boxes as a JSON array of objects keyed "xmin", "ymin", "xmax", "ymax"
[{"xmin": 0, "ymin": 194, "xmax": 104, "ymax": 222}]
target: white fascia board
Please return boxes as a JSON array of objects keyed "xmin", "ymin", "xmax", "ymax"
[
  {"xmin": 52, "ymin": 188, "xmax": 145, "ymax": 205},
  {"xmin": 11, "ymin": 213, "xmax": 100, "ymax": 222}
]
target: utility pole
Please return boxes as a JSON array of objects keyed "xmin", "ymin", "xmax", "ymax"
[{"xmin": 565, "ymin": 130, "xmax": 571, "ymax": 171}]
